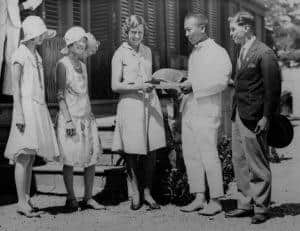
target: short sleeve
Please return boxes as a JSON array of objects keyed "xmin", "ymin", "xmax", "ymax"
[
  {"xmin": 111, "ymin": 49, "xmax": 123, "ymax": 70},
  {"xmin": 11, "ymin": 47, "xmax": 26, "ymax": 67}
]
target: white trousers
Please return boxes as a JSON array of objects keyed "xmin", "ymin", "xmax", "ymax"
[
  {"xmin": 181, "ymin": 97, "xmax": 224, "ymax": 198},
  {"xmin": 0, "ymin": 18, "xmax": 20, "ymax": 95}
]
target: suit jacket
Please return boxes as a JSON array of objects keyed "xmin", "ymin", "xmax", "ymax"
[
  {"xmin": 0, "ymin": 0, "xmax": 42, "ymax": 28},
  {"xmin": 231, "ymin": 39, "xmax": 281, "ymax": 130}
]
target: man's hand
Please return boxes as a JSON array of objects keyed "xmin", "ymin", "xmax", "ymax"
[
  {"xmin": 180, "ymin": 81, "xmax": 192, "ymax": 94},
  {"xmin": 254, "ymin": 116, "xmax": 269, "ymax": 135},
  {"xmin": 142, "ymin": 82, "xmax": 155, "ymax": 93}
]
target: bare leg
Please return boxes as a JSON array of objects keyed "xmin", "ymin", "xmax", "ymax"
[
  {"xmin": 82, "ymin": 165, "xmax": 104, "ymax": 210},
  {"xmin": 143, "ymin": 151, "xmax": 160, "ymax": 209},
  {"xmin": 15, "ymin": 154, "xmax": 33, "ymax": 211},
  {"xmin": 63, "ymin": 165, "xmax": 76, "ymax": 200},
  {"xmin": 83, "ymin": 165, "xmax": 95, "ymax": 201},
  {"xmin": 125, "ymin": 155, "xmax": 140, "ymax": 208},
  {"xmin": 25, "ymin": 156, "xmax": 35, "ymax": 205}
]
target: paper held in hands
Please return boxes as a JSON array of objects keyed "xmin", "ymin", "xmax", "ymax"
[{"xmin": 145, "ymin": 79, "xmax": 182, "ymax": 91}]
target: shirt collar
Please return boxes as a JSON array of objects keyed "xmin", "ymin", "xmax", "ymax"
[
  {"xmin": 122, "ymin": 42, "xmax": 144, "ymax": 53},
  {"xmin": 241, "ymin": 36, "xmax": 256, "ymax": 52},
  {"xmin": 194, "ymin": 38, "xmax": 211, "ymax": 49}
]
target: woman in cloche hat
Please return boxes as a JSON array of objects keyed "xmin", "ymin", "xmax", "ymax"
[
  {"xmin": 55, "ymin": 26, "xmax": 103, "ymax": 211},
  {"xmin": 4, "ymin": 16, "xmax": 59, "ymax": 217}
]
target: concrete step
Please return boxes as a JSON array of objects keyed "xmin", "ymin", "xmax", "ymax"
[{"xmin": 32, "ymin": 162, "xmax": 126, "ymax": 197}]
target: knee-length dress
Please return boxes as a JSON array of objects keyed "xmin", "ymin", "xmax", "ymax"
[
  {"xmin": 112, "ymin": 42, "xmax": 166, "ymax": 155},
  {"xmin": 56, "ymin": 56, "xmax": 102, "ymax": 167},
  {"xmin": 4, "ymin": 44, "xmax": 60, "ymax": 162}
]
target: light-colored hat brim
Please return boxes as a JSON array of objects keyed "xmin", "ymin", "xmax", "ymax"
[
  {"xmin": 20, "ymin": 29, "xmax": 57, "ymax": 43},
  {"xmin": 60, "ymin": 47, "xmax": 69, "ymax": 55},
  {"xmin": 60, "ymin": 32, "xmax": 100, "ymax": 56}
]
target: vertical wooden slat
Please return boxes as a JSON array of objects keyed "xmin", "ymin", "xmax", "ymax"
[{"xmin": 165, "ymin": 0, "xmax": 179, "ymax": 66}]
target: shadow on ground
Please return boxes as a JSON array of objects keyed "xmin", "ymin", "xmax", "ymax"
[
  {"xmin": 39, "ymin": 172, "xmax": 128, "ymax": 215},
  {"xmin": 269, "ymin": 203, "xmax": 300, "ymax": 219}
]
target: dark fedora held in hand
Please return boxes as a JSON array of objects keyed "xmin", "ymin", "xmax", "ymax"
[{"xmin": 267, "ymin": 114, "xmax": 294, "ymax": 148}]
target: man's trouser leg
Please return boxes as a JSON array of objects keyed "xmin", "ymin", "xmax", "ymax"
[
  {"xmin": 196, "ymin": 117, "xmax": 224, "ymax": 199},
  {"xmin": 232, "ymin": 112, "xmax": 271, "ymax": 214},
  {"xmin": 182, "ymin": 118, "xmax": 205, "ymax": 194}
]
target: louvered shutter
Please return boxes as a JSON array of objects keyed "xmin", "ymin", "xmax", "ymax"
[
  {"xmin": 119, "ymin": 0, "xmax": 130, "ymax": 42},
  {"xmin": 132, "ymin": 0, "xmax": 145, "ymax": 18},
  {"xmin": 165, "ymin": 0, "xmax": 179, "ymax": 62},
  {"xmin": 190, "ymin": 0, "xmax": 206, "ymax": 14},
  {"xmin": 73, "ymin": 0, "xmax": 81, "ymax": 26},
  {"xmin": 207, "ymin": 0, "xmax": 219, "ymax": 42},
  {"xmin": 44, "ymin": 0, "xmax": 59, "ymax": 31},
  {"xmin": 89, "ymin": 0, "xmax": 115, "ymax": 99},
  {"xmin": 39, "ymin": 0, "xmax": 63, "ymax": 103},
  {"xmin": 146, "ymin": 0, "xmax": 161, "ymax": 70}
]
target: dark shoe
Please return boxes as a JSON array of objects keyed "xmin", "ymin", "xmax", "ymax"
[
  {"xmin": 17, "ymin": 207, "xmax": 41, "ymax": 218},
  {"xmin": 144, "ymin": 200, "xmax": 161, "ymax": 210},
  {"xmin": 130, "ymin": 199, "xmax": 142, "ymax": 211},
  {"xmin": 251, "ymin": 213, "xmax": 268, "ymax": 224},
  {"xmin": 225, "ymin": 209, "xmax": 253, "ymax": 218},
  {"xmin": 65, "ymin": 198, "xmax": 80, "ymax": 212}
]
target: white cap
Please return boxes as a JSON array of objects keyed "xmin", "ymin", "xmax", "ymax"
[
  {"xmin": 60, "ymin": 26, "xmax": 88, "ymax": 54},
  {"xmin": 20, "ymin": 16, "xmax": 56, "ymax": 43}
]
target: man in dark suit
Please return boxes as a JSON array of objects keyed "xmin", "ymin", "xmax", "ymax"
[{"xmin": 225, "ymin": 11, "xmax": 281, "ymax": 224}]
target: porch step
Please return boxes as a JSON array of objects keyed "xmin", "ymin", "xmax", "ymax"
[{"xmin": 32, "ymin": 162, "xmax": 126, "ymax": 196}]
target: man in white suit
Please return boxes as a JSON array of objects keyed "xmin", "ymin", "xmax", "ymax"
[
  {"xmin": 179, "ymin": 13, "xmax": 232, "ymax": 216},
  {"xmin": 0, "ymin": 0, "xmax": 42, "ymax": 95}
]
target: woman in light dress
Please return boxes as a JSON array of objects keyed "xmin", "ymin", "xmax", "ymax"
[
  {"xmin": 111, "ymin": 15, "xmax": 166, "ymax": 210},
  {"xmin": 56, "ymin": 26, "xmax": 104, "ymax": 211},
  {"xmin": 4, "ymin": 16, "xmax": 59, "ymax": 217}
]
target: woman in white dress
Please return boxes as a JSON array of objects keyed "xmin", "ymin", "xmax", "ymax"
[
  {"xmin": 4, "ymin": 16, "xmax": 59, "ymax": 217},
  {"xmin": 111, "ymin": 15, "xmax": 166, "ymax": 210},
  {"xmin": 56, "ymin": 26, "xmax": 104, "ymax": 211}
]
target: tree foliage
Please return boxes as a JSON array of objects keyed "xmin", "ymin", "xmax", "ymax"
[{"xmin": 264, "ymin": 0, "xmax": 300, "ymax": 50}]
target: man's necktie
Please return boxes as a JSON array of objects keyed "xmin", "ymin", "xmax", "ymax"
[{"xmin": 237, "ymin": 47, "xmax": 246, "ymax": 70}]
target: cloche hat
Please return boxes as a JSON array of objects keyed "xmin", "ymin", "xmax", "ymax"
[
  {"xmin": 60, "ymin": 26, "xmax": 100, "ymax": 56},
  {"xmin": 20, "ymin": 16, "xmax": 56, "ymax": 43}
]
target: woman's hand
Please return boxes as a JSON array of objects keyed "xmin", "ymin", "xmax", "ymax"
[
  {"xmin": 16, "ymin": 113, "xmax": 25, "ymax": 134},
  {"xmin": 180, "ymin": 81, "xmax": 193, "ymax": 94},
  {"xmin": 65, "ymin": 120, "xmax": 76, "ymax": 137},
  {"xmin": 16, "ymin": 123, "xmax": 25, "ymax": 134},
  {"xmin": 141, "ymin": 82, "xmax": 154, "ymax": 93}
]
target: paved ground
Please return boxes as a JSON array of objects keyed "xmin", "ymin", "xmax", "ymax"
[{"xmin": 1, "ymin": 68, "xmax": 300, "ymax": 231}]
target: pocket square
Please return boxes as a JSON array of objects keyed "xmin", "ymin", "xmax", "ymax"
[{"xmin": 247, "ymin": 63, "xmax": 256, "ymax": 68}]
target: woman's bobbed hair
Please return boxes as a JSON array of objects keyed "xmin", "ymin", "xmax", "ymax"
[{"xmin": 121, "ymin": 15, "xmax": 148, "ymax": 40}]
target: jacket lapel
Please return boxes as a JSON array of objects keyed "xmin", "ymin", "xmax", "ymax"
[{"xmin": 235, "ymin": 39, "xmax": 260, "ymax": 78}]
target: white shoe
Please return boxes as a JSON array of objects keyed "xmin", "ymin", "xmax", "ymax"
[
  {"xmin": 180, "ymin": 200, "xmax": 206, "ymax": 212},
  {"xmin": 198, "ymin": 201, "xmax": 222, "ymax": 216}
]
